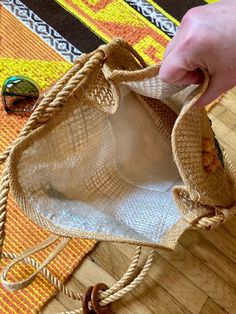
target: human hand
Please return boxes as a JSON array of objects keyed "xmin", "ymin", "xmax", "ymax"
[{"xmin": 159, "ymin": 0, "xmax": 236, "ymax": 106}]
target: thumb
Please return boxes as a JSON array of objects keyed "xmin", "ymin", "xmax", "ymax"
[
  {"xmin": 159, "ymin": 53, "xmax": 188, "ymax": 83},
  {"xmin": 159, "ymin": 53, "xmax": 204, "ymax": 85},
  {"xmin": 168, "ymin": 69, "xmax": 204, "ymax": 85},
  {"xmin": 159, "ymin": 46, "xmax": 206, "ymax": 84},
  {"xmin": 195, "ymin": 74, "xmax": 225, "ymax": 107}
]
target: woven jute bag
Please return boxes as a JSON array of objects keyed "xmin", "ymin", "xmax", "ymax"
[{"xmin": 0, "ymin": 39, "xmax": 236, "ymax": 313}]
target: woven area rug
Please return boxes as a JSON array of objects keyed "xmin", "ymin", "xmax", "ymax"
[{"xmin": 0, "ymin": 0, "xmax": 217, "ymax": 313}]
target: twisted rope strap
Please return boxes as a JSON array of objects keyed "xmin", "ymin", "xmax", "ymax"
[
  {"xmin": 1, "ymin": 244, "xmax": 154, "ymax": 313},
  {"xmin": 0, "ymin": 164, "xmax": 10, "ymax": 256},
  {"xmin": 1, "ymin": 245, "xmax": 142, "ymax": 300},
  {"xmin": 56, "ymin": 248, "xmax": 155, "ymax": 314}
]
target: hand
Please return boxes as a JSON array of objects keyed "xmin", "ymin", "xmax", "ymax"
[{"xmin": 159, "ymin": 0, "xmax": 236, "ymax": 106}]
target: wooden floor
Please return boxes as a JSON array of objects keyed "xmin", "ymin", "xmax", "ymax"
[{"xmin": 41, "ymin": 89, "xmax": 236, "ymax": 314}]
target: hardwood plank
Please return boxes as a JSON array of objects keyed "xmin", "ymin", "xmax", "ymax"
[
  {"xmin": 200, "ymin": 298, "xmax": 228, "ymax": 314},
  {"xmin": 112, "ymin": 242, "xmax": 207, "ymax": 314},
  {"xmin": 159, "ymin": 243, "xmax": 236, "ymax": 313},
  {"xmin": 91, "ymin": 242, "xmax": 197, "ymax": 314},
  {"xmin": 220, "ymin": 89, "xmax": 236, "ymax": 116},
  {"xmin": 210, "ymin": 103, "xmax": 236, "ymax": 130},
  {"xmin": 90, "ymin": 243, "xmax": 191, "ymax": 314},
  {"xmin": 180, "ymin": 231, "xmax": 236, "ymax": 290},
  {"xmin": 208, "ymin": 113, "xmax": 236, "ymax": 143},
  {"xmin": 209, "ymin": 103, "xmax": 227, "ymax": 119},
  {"xmin": 198, "ymin": 227, "xmax": 236, "ymax": 264},
  {"xmin": 41, "ymin": 298, "xmax": 68, "ymax": 314},
  {"xmin": 207, "ymin": 114, "xmax": 236, "ymax": 162},
  {"xmin": 223, "ymin": 216, "xmax": 236, "ymax": 238},
  {"xmin": 218, "ymin": 108, "xmax": 236, "ymax": 129}
]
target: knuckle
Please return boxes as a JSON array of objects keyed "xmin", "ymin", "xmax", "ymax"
[
  {"xmin": 178, "ymin": 29, "xmax": 212, "ymax": 54},
  {"xmin": 181, "ymin": 7, "xmax": 201, "ymax": 25},
  {"xmin": 178, "ymin": 36, "xmax": 195, "ymax": 51},
  {"xmin": 179, "ymin": 8, "xmax": 207, "ymax": 50},
  {"xmin": 194, "ymin": 30, "xmax": 210, "ymax": 46}
]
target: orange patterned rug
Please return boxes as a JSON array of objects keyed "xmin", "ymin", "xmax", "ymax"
[
  {"xmin": 0, "ymin": 0, "xmax": 218, "ymax": 313},
  {"xmin": 0, "ymin": 3, "xmax": 96, "ymax": 313}
]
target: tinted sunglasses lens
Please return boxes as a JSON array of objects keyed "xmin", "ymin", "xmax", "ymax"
[{"xmin": 2, "ymin": 76, "xmax": 39, "ymax": 113}]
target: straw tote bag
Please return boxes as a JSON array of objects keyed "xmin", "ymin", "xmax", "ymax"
[{"xmin": 0, "ymin": 39, "xmax": 236, "ymax": 313}]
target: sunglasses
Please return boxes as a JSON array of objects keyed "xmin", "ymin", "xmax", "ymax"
[{"xmin": 1, "ymin": 76, "xmax": 40, "ymax": 114}]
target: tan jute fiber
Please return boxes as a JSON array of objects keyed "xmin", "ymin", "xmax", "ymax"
[{"xmin": 0, "ymin": 39, "xmax": 236, "ymax": 313}]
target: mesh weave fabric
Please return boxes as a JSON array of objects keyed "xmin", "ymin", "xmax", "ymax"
[{"xmin": 8, "ymin": 41, "xmax": 235, "ymax": 249}]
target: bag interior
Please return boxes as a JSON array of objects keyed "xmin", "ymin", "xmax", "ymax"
[{"xmin": 12, "ymin": 54, "xmax": 199, "ymax": 246}]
